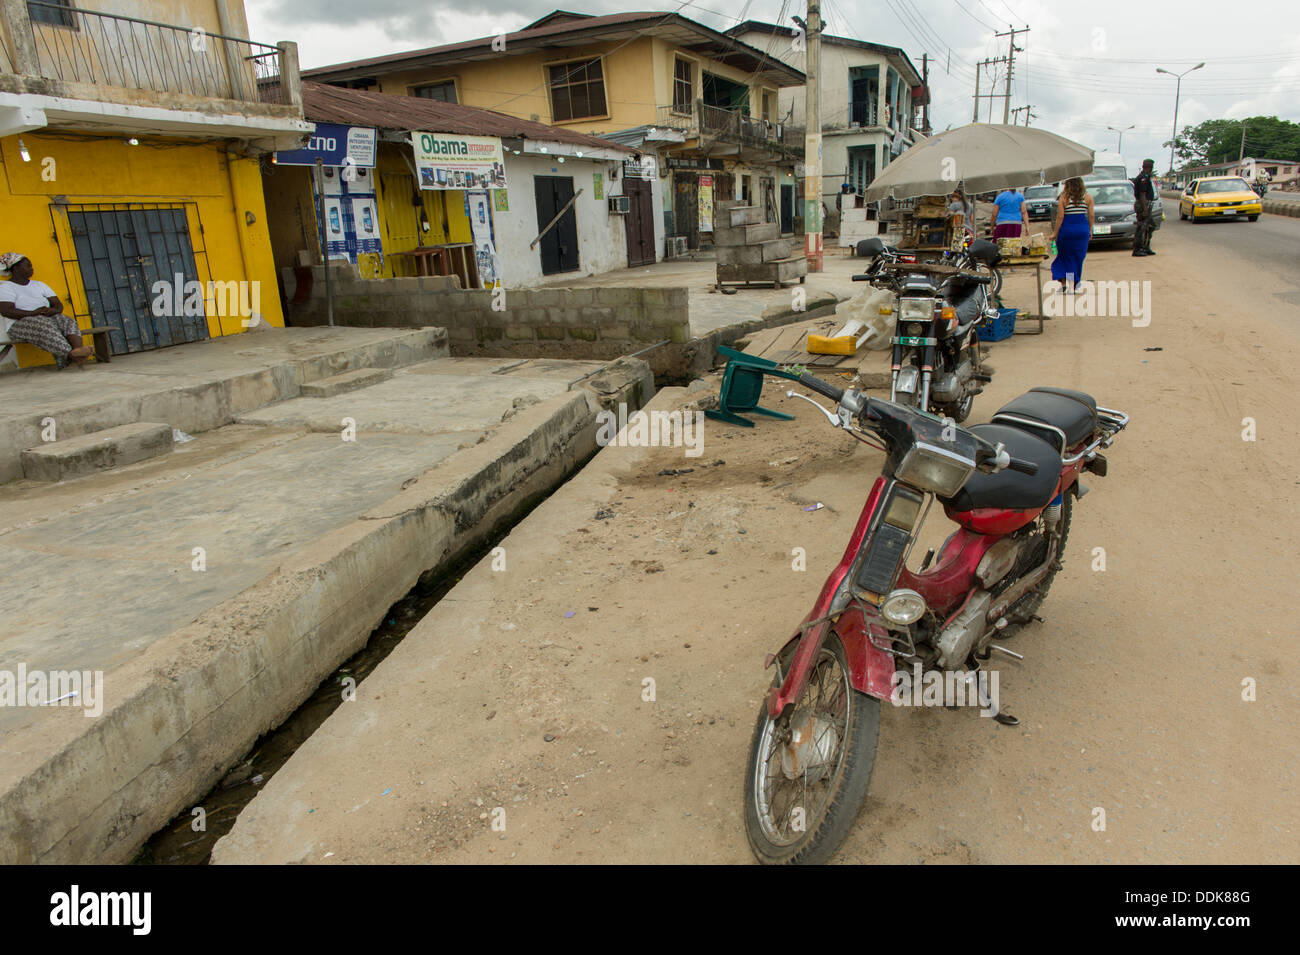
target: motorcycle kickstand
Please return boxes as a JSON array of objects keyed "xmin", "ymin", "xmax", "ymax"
[{"xmin": 965, "ymin": 662, "xmax": 1019, "ymax": 727}]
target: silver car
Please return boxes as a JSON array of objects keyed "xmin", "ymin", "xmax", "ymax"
[
  {"xmin": 1024, "ymin": 184, "xmax": 1058, "ymax": 221},
  {"xmin": 1086, "ymin": 179, "xmax": 1164, "ymax": 248}
]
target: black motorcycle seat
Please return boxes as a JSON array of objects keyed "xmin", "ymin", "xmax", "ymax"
[
  {"xmin": 967, "ymin": 238, "xmax": 1002, "ymax": 267},
  {"xmin": 993, "ymin": 387, "xmax": 1098, "ymax": 452},
  {"xmin": 947, "ymin": 279, "xmax": 984, "ymax": 327},
  {"xmin": 942, "ymin": 424, "xmax": 1061, "ymax": 513},
  {"xmin": 856, "ymin": 237, "xmax": 887, "ymax": 258}
]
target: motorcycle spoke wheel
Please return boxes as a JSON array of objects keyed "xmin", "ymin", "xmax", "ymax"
[{"xmin": 744, "ymin": 635, "xmax": 880, "ymax": 865}]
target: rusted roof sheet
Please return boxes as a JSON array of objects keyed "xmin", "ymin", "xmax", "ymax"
[
  {"xmin": 300, "ymin": 82, "xmax": 633, "ymax": 153},
  {"xmin": 302, "ymin": 11, "xmax": 805, "ymax": 87}
]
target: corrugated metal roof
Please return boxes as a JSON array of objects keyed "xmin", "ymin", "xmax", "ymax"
[
  {"xmin": 302, "ymin": 11, "xmax": 805, "ymax": 87},
  {"xmin": 300, "ymin": 82, "xmax": 633, "ymax": 153}
]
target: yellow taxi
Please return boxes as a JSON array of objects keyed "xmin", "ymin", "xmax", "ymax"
[{"xmin": 1179, "ymin": 176, "xmax": 1262, "ymax": 223}]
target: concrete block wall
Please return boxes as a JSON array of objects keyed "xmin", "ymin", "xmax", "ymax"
[{"xmin": 282, "ymin": 265, "xmax": 691, "ymax": 364}]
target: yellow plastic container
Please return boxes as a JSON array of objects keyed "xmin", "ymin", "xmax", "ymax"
[{"xmin": 806, "ymin": 334, "xmax": 857, "ymax": 356}]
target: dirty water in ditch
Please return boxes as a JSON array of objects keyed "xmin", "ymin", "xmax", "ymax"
[{"xmin": 133, "ymin": 472, "xmax": 582, "ymax": 864}]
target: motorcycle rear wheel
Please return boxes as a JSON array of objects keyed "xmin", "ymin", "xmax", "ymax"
[{"xmin": 744, "ymin": 634, "xmax": 881, "ymax": 865}]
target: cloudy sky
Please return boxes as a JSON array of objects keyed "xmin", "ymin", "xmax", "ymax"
[{"xmin": 246, "ymin": 0, "xmax": 1300, "ymax": 173}]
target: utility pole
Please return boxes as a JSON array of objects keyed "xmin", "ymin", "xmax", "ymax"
[
  {"xmin": 973, "ymin": 57, "xmax": 1007, "ymax": 123},
  {"xmin": 1239, "ymin": 121, "xmax": 1247, "ymax": 160},
  {"xmin": 1011, "ymin": 105, "xmax": 1035, "ymax": 126},
  {"xmin": 995, "ymin": 26, "xmax": 1028, "ymax": 125},
  {"xmin": 921, "ymin": 53, "xmax": 930, "ymax": 134},
  {"xmin": 804, "ymin": 0, "xmax": 823, "ymax": 271}
]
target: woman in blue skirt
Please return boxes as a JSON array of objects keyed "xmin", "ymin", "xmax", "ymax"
[{"xmin": 1050, "ymin": 178, "xmax": 1093, "ymax": 291}]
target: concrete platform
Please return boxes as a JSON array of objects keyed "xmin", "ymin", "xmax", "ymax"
[
  {"xmin": 0, "ymin": 353, "xmax": 652, "ymax": 864},
  {"xmin": 21, "ymin": 422, "xmax": 173, "ymax": 482},
  {"xmin": 0, "ymin": 326, "xmax": 449, "ymax": 484}
]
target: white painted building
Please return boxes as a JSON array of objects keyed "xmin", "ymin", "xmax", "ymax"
[
  {"xmin": 497, "ymin": 145, "xmax": 665, "ymax": 288},
  {"xmin": 726, "ymin": 21, "xmax": 928, "ymax": 233}
]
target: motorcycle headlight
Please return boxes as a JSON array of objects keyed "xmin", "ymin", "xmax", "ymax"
[
  {"xmin": 899, "ymin": 298, "xmax": 932, "ymax": 322},
  {"xmin": 881, "ymin": 588, "xmax": 927, "ymax": 626},
  {"xmin": 895, "ymin": 440, "xmax": 976, "ymax": 497},
  {"xmin": 906, "ymin": 322, "xmax": 925, "ymax": 336}
]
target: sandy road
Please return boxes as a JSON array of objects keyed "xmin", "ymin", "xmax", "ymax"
[{"xmin": 214, "ymin": 223, "xmax": 1299, "ymax": 864}]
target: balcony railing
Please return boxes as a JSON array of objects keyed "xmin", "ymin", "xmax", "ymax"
[
  {"xmin": 849, "ymin": 100, "xmax": 879, "ymax": 127},
  {"xmin": 658, "ymin": 101, "xmax": 804, "ymax": 156},
  {"xmin": 10, "ymin": 2, "xmax": 291, "ymax": 106}
]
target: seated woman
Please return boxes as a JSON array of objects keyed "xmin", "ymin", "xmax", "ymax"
[{"xmin": 0, "ymin": 253, "xmax": 92, "ymax": 368}]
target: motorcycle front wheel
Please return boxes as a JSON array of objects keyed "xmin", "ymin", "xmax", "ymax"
[{"xmin": 744, "ymin": 633, "xmax": 881, "ymax": 865}]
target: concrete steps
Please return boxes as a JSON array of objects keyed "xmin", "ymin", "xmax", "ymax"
[
  {"xmin": 0, "ymin": 328, "xmax": 449, "ymax": 484},
  {"xmin": 301, "ymin": 367, "xmax": 393, "ymax": 398},
  {"xmin": 21, "ymin": 422, "xmax": 173, "ymax": 482}
]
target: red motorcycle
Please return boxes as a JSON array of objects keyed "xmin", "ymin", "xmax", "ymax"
[{"xmin": 743, "ymin": 373, "xmax": 1128, "ymax": 864}]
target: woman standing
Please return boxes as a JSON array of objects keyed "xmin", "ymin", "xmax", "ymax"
[
  {"xmin": 0, "ymin": 253, "xmax": 91, "ymax": 368},
  {"xmin": 947, "ymin": 188, "xmax": 976, "ymax": 237},
  {"xmin": 1050, "ymin": 178, "xmax": 1093, "ymax": 292},
  {"xmin": 992, "ymin": 187, "xmax": 1028, "ymax": 242}
]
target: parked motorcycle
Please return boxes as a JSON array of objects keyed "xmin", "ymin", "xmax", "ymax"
[
  {"xmin": 853, "ymin": 238, "xmax": 1003, "ymax": 423},
  {"xmin": 743, "ymin": 375, "xmax": 1128, "ymax": 864}
]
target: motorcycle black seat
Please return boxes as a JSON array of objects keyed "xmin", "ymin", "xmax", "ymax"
[
  {"xmin": 967, "ymin": 238, "xmax": 1002, "ymax": 267},
  {"xmin": 993, "ymin": 387, "xmax": 1098, "ymax": 452},
  {"xmin": 947, "ymin": 279, "xmax": 984, "ymax": 327},
  {"xmin": 942, "ymin": 424, "xmax": 1061, "ymax": 513},
  {"xmin": 856, "ymin": 237, "xmax": 887, "ymax": 257}
]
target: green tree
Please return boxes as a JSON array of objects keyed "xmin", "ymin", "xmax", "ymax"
[{"xmin": 1163, "ymin": 116, "xmax": 1300, "ymax": 169}]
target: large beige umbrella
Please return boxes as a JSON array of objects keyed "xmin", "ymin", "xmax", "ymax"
[{"xmin": 862, "ymin": 123, "xmax": 1094, "ymax": 200}]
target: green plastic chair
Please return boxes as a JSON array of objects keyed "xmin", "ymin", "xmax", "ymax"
[{"xmin": 704, "ymin": 345, "xmax": 801, "ymax": 428}]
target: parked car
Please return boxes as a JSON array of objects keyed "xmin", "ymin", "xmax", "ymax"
[
  {"xmin": 1178, "ymin": 176, "xmax": 1262, "ymax": 223},
  {"xmin": 1024, "ymin": 184, "xmax": 1058, "ymax": 221},
  {"xmin": 1085, "ymin": 179, "xmax": 1163, "ymax": 248}
]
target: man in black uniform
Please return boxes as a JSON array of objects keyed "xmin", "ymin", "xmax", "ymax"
[{"xmin": 1132, "ymin": 158, "xmax": 1156, "ymax": 256}]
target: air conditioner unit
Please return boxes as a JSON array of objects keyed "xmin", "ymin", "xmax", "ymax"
[
  {"xmin": 608, "ymin": 195, "xmax": 630, "ymax": 214},
  {"xmin": 664, "ymin": 236, "xmax": 688, "ymax": 258}
]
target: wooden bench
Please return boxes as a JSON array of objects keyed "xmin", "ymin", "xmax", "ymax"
[
  {"xmin": 0, "ymin": 323, "xmax": 114, "ymax": 364},
  {"xmin": 83, "ymin": 325, "xmax": 113, "ymax": 363}
]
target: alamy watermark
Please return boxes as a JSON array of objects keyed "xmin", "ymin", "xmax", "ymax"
[
  {"xmin": 890, "ymin": 662, "xmax": 1000, "ymax": 717},
  {"xmin": 151, "ymin": 274, "xmax": 262, "ymax": 327},
  {"xmin": 0, "ymin": 665, "xmax": 104, "ymax": 717},
  {"xmin": 1043, "ymin": 279, "xmax": 1151, "ymax": 327},
  {"xmin": 595, "ymin": 403, "xmax": 704, "ymax": 457}
]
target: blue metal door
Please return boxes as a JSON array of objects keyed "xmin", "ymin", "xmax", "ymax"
[{"xmin": 68, "ymin": 206, "xmax": 209, "ymax": 354}]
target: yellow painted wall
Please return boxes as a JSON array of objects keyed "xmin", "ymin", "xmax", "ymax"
[
  {"xmin": 366, "ymin": 37, "xmax": 778, "ymax": 136},
  {"xmin": 0, "ymin": 132, "xmax": 282, "ymax": 368}
]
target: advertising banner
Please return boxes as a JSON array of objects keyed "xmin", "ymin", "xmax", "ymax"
[
  {"xmin": 698, "ymin": 174, "xmax": 714, "ymax": 232},
  {"xmin": 412, "ymin": 132, "xmax": 507, "ymax": 191},
  {"xmin": 466, "ymin": 190, "xmax": 500, "ymax": 289},
  {"xmin": 276, "ymin": 122, "xmax": 376, "ymax": 167}
]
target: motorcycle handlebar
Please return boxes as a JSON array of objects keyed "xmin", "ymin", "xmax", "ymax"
[
  {"xmin": 1006, "ymin": 456, "xmax": 1040, "ymax": 476},
  {"xmin": 798, "ymin": 372, "xmax": 844, "ymax": 404}
]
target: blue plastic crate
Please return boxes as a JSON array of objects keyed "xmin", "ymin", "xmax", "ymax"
[{"xmin": 977, "ymin": 307, "xmax": 1018, "ymax": 342}]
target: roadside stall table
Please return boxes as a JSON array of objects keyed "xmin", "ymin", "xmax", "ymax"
[{"xmin": 995, "ymin": 252, "xmax": 1049, "ymax": 335}]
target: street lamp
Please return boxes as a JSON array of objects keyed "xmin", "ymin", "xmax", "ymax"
[
  {"xmin": 1156, "ymin": 63, "xmax": 1204, "ymax": 176},
  {"xmin": 1107, "ymin": 124, "xmax": 1135, "ymax": 152}
]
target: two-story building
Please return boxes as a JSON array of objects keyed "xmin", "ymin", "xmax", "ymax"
[
  {"xmin": 0, "ymin": 0, "xmax": 309, "ymax": 368},
  {"xmin": 1171, "ymin": 157, "xmax": 1300, "ymax": 190},
  {"xmin": 727, "ymin": 21, "xmax": 927, "ymax": 240},
  {"xmin": 300, "ymin": 9, "xmax": 805, "ymax": 257}
]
